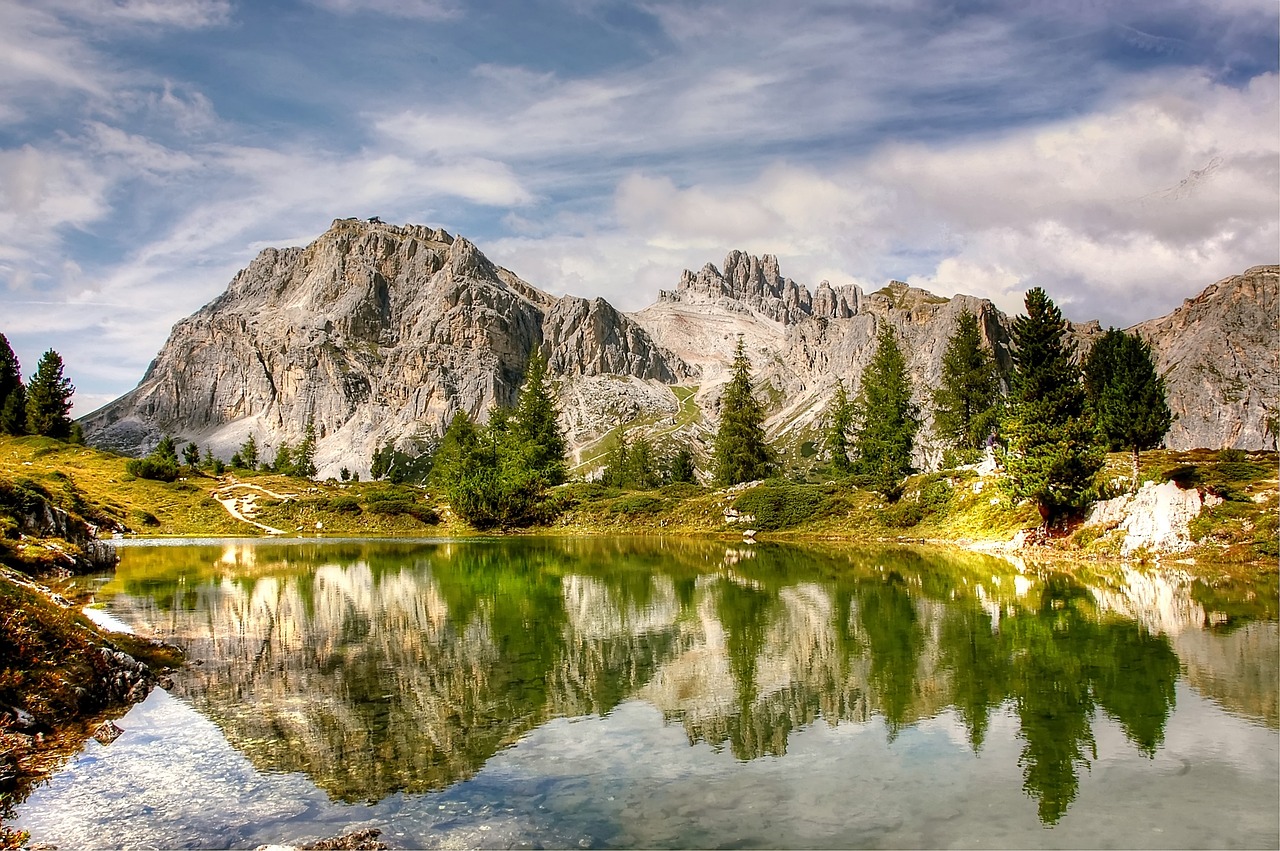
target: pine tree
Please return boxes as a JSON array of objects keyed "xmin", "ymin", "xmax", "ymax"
[
  {"xmin": 512, "ymin": 349, "xmax": 567, "ymax": 486},
  {"xmin": 24, "ymin": 350, "xmax": 74, "ymax": 439},
  {"xmin": 714, "ymin": 337, "xmax": 772, "ymax": 486},
  {"xmin": 931, "ymin": 309, "xmax": 1003, "ymax": 459},
  {"xmin": 294, "ymin": 419, "xmax": 318, "ymax": 478},
  {"xmin": 183, "ymin": 442, "xmax": 201, "ymax": 467},
  {"xmin": 667, "ymin": 444, "xmax": 696, "ymax": 484},
  {"xmin": 824, "ymin": 378, "xmax": 854, "ymax": 475},
  {"xmin": 1002, "ymin": 288, "xmax": 1103, "ymax": 524},
  {"xmin": 238, "ymin": 434, "xmax": 259, "ymax": 469},
  {"xmin": 1083, "ymin": 329, "xmax": 1171, "ymax": 491},
  {"xmin": 0, "ymin": 333, "xmax": 23, "ymax": 435},
  {"xmin": 850, "ymin": 326, "xmax": 919, "ymax": 496},
  {"xmin": 601, "ymin": 423, "xmax": 631, "ymax": 488},
  {"xmin": 1, "ymin": 387, "xmax": 25, "ymax": 436}
]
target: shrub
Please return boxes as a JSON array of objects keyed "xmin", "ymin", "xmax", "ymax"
[
  {"xmin": 733, "ymin": 483, "xmax": 829, "ymax": 530},
  {"xmin": 366, "ymin": 496, "xmax": 439, "ymax": 525},
  {"xmin": 659, "ymin": 482, "xmax": 705, "ymax": 499},
  {"xmin": 1218, "ymin": 447, "xmax": 1247, "ymax": 463},
  {"xmin": 608, "ymin": 493, "xmax": 666, "ymax": 515},
  {"xmin": 125, "ymin": 455, "xmax": 179, "ymax": 482},
  {"xmin": 327, "ymin": 495, "xmax": 362, "ymax": 514}
]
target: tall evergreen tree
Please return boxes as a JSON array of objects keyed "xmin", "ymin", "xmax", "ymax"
[
  {"xmin": 1, "ymin": 386, "xmax": 26, "ymax": 436},
  {"xmin": 931, "ymin": 309, "xmax": 1003, "ymax": 459},
  {"xmin": 851, "ymin": 326, "xmax": 919, "ymax": 496},
  {"xmin": 1002, "ymin": 288, "xmax": 1102, "ymax": 524},
  {"xmin": 824, "ymin": 378, "xmax": 854, "ymax": 475},
  {"xmin": 182, "ymin": 442, "xmax": 201, "ymax": 467},
  {"xmin": 666, "ymin": 444, "xmax": 697, "ymax": 484},
  {"xmin": 1082, "ymin": 329, "xmax": 1171, "ymax": 491},
  {"xmin": 0, "ymin": 333, "xmax": 23, "ymax": 435},
  {"xmin": 293, "ymin": 418, "xmax": 318, "ymax": 478},
  {"xmin": 714, "ymin": 337, "xmax": 772, "ymax": 486},
  {"xmin": 24, "ymin": 350, "xmax": 74, "ymax": 439},
  {"xmin": 238, "ymin": 434, "xmax": 259, "ymax": 469},
  {"xmin": 512, "ymin": 349, "xmax": 567, "ymax": 486}
]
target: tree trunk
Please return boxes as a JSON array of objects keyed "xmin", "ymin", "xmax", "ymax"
[{"xmin": 1131, "ymin": 446, "xmax": 1140, "ymax": 494}]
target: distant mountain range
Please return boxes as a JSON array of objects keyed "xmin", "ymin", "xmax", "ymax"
[{"xmin": 80, "ymin": 218, "xmax": 1279, "ymax": 478}]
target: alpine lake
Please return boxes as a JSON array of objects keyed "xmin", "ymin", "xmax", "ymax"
[{"xmin": 12, "ymin": 537, "xmax": 1279, "ymax": 849}]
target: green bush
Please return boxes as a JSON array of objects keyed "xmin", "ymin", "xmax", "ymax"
[
  {"xmin": 878, "ymin": 474, "xmax": 953, "ymax": 529},
  {"xmin": 327, "ymin": 495, "xmax": 362, "ymax": 514},
  {"xmin": 366, "ymin": 497, "xmax": 439, "ymax": 525},
  {"xmin": 608, "ymin": 493, "xmax": 666, "ymax": 515},
  {"xmin": 125, "ymin": 455, "xmax": 179, "ymax": 482},
  {"xmin": 1253, "ymin": 510, "xmax": 1278, "ymax": 558},
  {"xmin": 1218, "ymin": 448, "xmax": 1247, "ymax": 463},
  {"xmin": 733, "ymin": 483, "xmax": 829, "ymax": 530}
]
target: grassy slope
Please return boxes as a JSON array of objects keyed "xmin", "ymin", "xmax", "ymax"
[{"xmin": 0, "ymin": 436, "xmax": 1274, "ymax": 562}]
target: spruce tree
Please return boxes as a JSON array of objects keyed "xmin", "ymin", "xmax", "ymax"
[
  {"xmin": 714, "ymin": 337, "xmax": 772, "ymax": 486},
  {"xmin": 824, "ymin": 378, "xmax": 854, "ymax": 475},
  {"xmin": 1082, "ymin": 329, "xmax": 1171, "ymax": 491},
  {"xmin": 183, "ymin": 442, "xmax": 200, "ymax": 467},
  {"xmin": 0, "ymin": 333, "xmax": 23, "ymax": 435},
  {"xmin": 24, "ymin": 350, "xmax": 74, "ymax": 439},
  {"xmin": 667, "ymin": 444, "xmax": 696, "ymax": 484},
  {"xmin": 294, "ymin": 419, "xmax": 318, "ymax": 478},
  {"xmin": 1002, "ymin": 288, "xmax": 1103, "ymax": 524},
  {"xmin": 850, "ymin": 325, "xmax": 919, "ymax": 496},
  {"xmin": 512, "ymin": 349, "xmax": 567, "ymax": 486},
  {"xmin": 238, "ymin": 434, "xmax": 259, "ymax": 469},
  {"xmin": 931, "ymin": 309, "xmax": 1003, "ymax": 459}
]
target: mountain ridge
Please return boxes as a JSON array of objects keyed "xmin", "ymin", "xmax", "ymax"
[{"xmin": 80, "ymin": 219, "xmax": 1278, "ymax": 478}]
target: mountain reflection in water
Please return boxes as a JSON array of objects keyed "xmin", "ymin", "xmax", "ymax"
[{"xmin": 100, "ymin": 537, "xmax": 1278, "ymax": 826}]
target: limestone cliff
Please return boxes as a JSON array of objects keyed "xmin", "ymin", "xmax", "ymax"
[
  {"xmin": 1129, "ymin": 265, "xmax": 1279, "ymax": 451},
  {"xmin": 80, "ymin": 219, "xmax": 688, "ymax": 477}
]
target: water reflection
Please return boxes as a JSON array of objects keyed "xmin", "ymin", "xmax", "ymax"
[{"xmin": 100, "ymin": 538, "xmax": 1278, "ymax": 825}]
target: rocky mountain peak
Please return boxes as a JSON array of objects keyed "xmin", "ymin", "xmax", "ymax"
[{"xmin": 81, "ymin": 221, "xmax": 686, "ymax": 476}]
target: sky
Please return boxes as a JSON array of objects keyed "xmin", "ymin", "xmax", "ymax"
[{"xmin": 0, "ymin": 0, "xmax": 1276, "ymax": 415}]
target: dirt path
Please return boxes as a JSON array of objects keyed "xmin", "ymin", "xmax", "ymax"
[{"xmin": 212, "ymin": 480, "xmax": 294, "ymax": 535}]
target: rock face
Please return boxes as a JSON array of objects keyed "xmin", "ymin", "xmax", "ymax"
[
  {"xmin": 1130, "ymin": 265, "xmax": 1279, "ymax": 451},
  {"xmin": 80, "ymin": 219, "xmax": 1276, "ymax": 476},
  {"xmin": 81, "ymin": 219, "xmax": 688, "ymax": 476},
  {"xmin": 1085, "ymin": 480, "xmax": 1224, "ymax": 556}
]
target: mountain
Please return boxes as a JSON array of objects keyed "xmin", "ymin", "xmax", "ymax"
[
  {"xmin": 80, "ymin": 219, "xmax": 1277, "ymax": 477},
  {"xmin": 1129, "ymin": 265, "xmax": 1278, "ymax": 451},
  {"xmin": 82, "ymin": 219, "xmax": 689, "ymax": 476}
]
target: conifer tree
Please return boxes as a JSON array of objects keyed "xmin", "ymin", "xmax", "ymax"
[
  {"xmin": 1002, "ymin": 288, "xmax": 1102, "ymax": 524},
  {"xmin": 25, "ymin": 350, "xmax": 75, "ymax": 439},
  {"xmin": 932, "ymin": 309, "xmax": 1003, "ymax": 459},
  {"xmin": 0, "ymin": 333, "xmax": 23, "ymax": 435},
  {"xmin": 714, "ymin": 337, "xmax": 772, "ymax": 486},
  {"xmin": 1082, "ymin": 329, "xmax": 1171, "ymax": 491},
  {"xmin": 238, "ymin": 434, "xmax": 259, "ymax": 470},
  {"xmin": 512, "ymin": 349, "xmax": 567, "ymax": 486},
  {"xmin": 850, "ymin": 326, "xmax": 919, "ymax": 496},
  {"xmin": 294, "ymin": 418, "xmax": 318, "ymax": 478},
  {"xmin": 183, "ymin": 442, "xmax": 201, "ymax": 467},
  {"xmin": 667, "ymin": 444, "xmax": 696, "ymax": 484},
  {"xmin": 824, "ymin": 378, "xmax": 854, "ymax": 475}
]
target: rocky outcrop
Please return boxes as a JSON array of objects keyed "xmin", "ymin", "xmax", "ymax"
[
  {"xmin": 80, "ymin": 219, "xmax": 687, "ymax": 477},
  {"xmin": 1130, "ymin": 265, "xmax": 1279, "ymax": 451},
  {"xmin": 1085, "ymin": 480, "xmax": 1224, "ymax": 556}
]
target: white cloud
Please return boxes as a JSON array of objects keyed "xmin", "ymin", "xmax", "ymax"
[
  {"xmin": 43, "ymin": 0, "xmax": 233, "ymax": 29},
  {"xmin": 305, "ymin": 0, "xmax": 459, "ymax": 20}
]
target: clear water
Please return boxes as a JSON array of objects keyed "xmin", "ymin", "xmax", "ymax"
[{"xmin": 12, "ymin": 537, "xmax": 1279, "ymax": 849}]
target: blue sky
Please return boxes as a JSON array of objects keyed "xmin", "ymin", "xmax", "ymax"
[{"xmin": 1, "ymin": 0, "xmax": 1276, "ymax": 414}]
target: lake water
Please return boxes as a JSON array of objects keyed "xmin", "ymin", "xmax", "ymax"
[{"xmin": 12, "ymin": 537, "xmax": 1280, "ymax": 849}]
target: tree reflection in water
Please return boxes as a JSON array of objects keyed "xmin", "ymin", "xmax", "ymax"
[{"xmin": 101, "ymin": 538, "xmax": 1272, "ymax": 824}]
